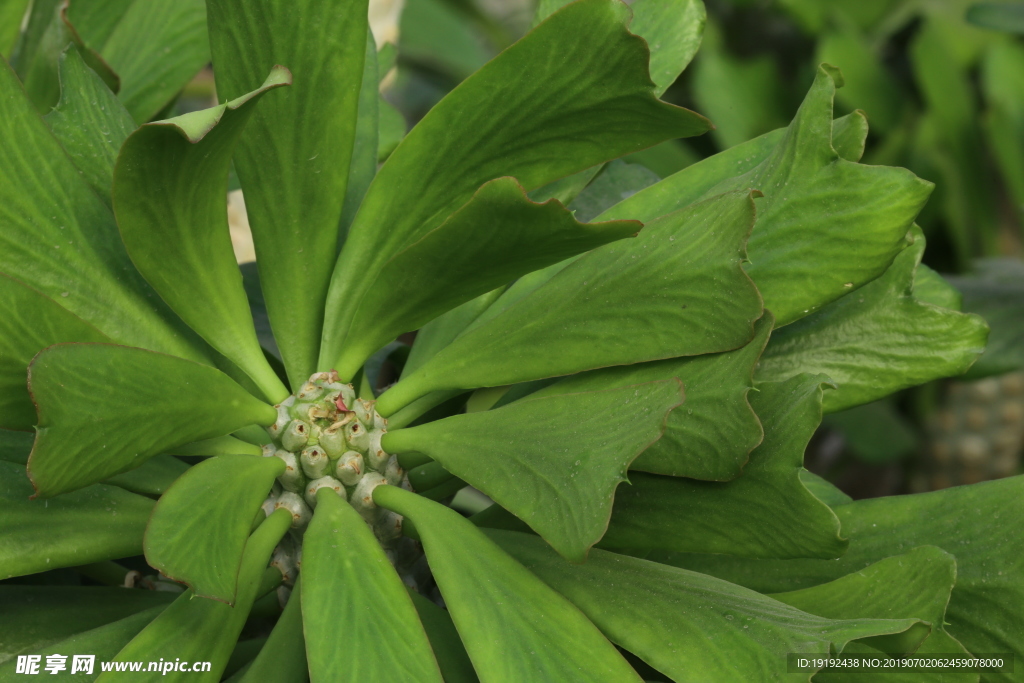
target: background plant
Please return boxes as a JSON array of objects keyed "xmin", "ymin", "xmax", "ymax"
[{"xmin": 0, "ymin": 1, "xmax": 1020, "ymax": 683}]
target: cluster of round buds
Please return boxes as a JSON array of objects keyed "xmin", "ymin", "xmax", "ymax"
[{"xmin": 259, "ymin": 371, "xmax": 414, "ymax": 587}]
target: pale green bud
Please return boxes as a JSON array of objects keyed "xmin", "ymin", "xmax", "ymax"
[
  {"xmin": 351, "ymin": 472, "xmax": 387, "ymax": 516},
  {"xmin": 374, "ymin": 510, "xmax": 403, "ymax": 542},
  {"xmin": 300, "ymin": 446, "xmax": 329, "ymax": 479},
  {"xmin": 273, "ymin": 450, "xmax": 305, "ymax": 493},
  {"xmin": 319, "ymin": 423, "xmax": 347, "ymax": 458},
  {"xmin": 260, "ymin": 493, "xmax": 277, "ymax": 518},
  {"xmin": 282, "ymin": 419, "xmax": 311, "ymax": 451},
  {"xmin": 304, "ymin": 475, "xmax": 344, "ymax": 507},
  {"xmin": 275, "ymin": 491, "xmax": 312, "ymax": 529},
  {"xmin": 344, "ymin": 419, "xmax": 370, "ymax": 452},
  {"xmin": 295, "ymin": 381, "xmax": 324, "ymax": 402},
  {"xmin": 261, "ymin": 443, "xmax": 276, "ymax": 458},
  {"xmin": 271, "ymin": 535, "xmax": 298, "ymax": 584},
  {"xmin": 267, "ymin": 398, "xmax": 294, "ymax": 439},
  {"xmin": 366, "ymin": 429, "xmax": 389, "ymax": 471},
  {"xmin": 384, "ymin": 455, "xmax": 404, "ymax": 486},
  {"xmin": 335, "ymin": 450, "xmax": 364, "ymax": 486},
  {"xmin": 353, "ymin": 398, "xmax": 376, "ymax": 428}
]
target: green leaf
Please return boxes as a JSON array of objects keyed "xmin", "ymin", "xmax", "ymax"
[
  {"xmin": 536, "ymin": 314, "xmax": 771, "ymax": 480},
  {"xmin": 144, "ymin": 455, "xmax": 284, "ymax": 604},
  {"xmin": 402, "ymin": 289, "xmax": 505, "ymax": 378},
  {"xmin": 0, "ymin": 428, "xmax": 34, "ymax": 464},
  {"xmin": 821, "ymin": 400, "xmax": 918, "ymax": 465},
  {"xmin": 235, "ymin": 576, "xmax": 307, "ymax": 683},
  {"xmin": 0, "ymin": 273, "xmax": 111, "ymax": 431},
  {"xmin": 0, "ymin": 0, "xmax": 29, "ymax": 57},
  {"xmin": 400, "ymin": 0, "xmax": 491, "ymax": 80},
  {"xmin": 771, "ymin": 546, "xmax": 975, "ymax": 682},
  {"xmin": 0, "ymin": 587, "xmax": 172, "ymax": 665},
  {"xmin": 950, "ymin": 260, "xmax": 1024, "ymax": 379},
  {"xmin": 63, "ymin": 0, "xmax": 135, "ymax": 50},
  {"xmin": 99, "ymin": 0, "xmax": 210, "ymax": 123},
  {"xmin": 302, "ymin": 489, "xmax": 443, "ymax": 683},
  {"xmin": 379, "ymin": 190, "xmax": 762, "ymax": 413},
  {"xmin": 207, "ymin": 0, "xmax": 369, "ymax": 390},
  {"xmin": 601, "ymin": 375, "xmax": 847, "ymax": 559},
  {"xmin": 341, "ymin": 28, "xmax": 380, "ymax": 235},
  {"xmin": 967, "ymin": 2, "xmax": 1024, "ymax": 33},
  {"xmin": 982, "ymin": 41, "xmax": 1024, "ymax": 220},
  {"xmin": 385, "ymin": 380, "xmax": 682, "ymax": 561},
  {"xmin": 567, "ymin": 159, "xmax": 661, "ymax": 223},
  {"xmin": 914, "ymin": 264, "xmax": 963, "ymax": 310},
  {"xmin": 103, "ymin": 454, "xmax": 190, "ymax": 496},
  {"xmin": 0, "ymin": 606, "xmax": 166, "ymax": 678},
  {"xmin": 658, "ymin": 475, "xmax": 1024, "ymax": 682},
  {"xmin": 373, "ymin": 486, "xmax": 643, "ymax": 682},
  {"xmin": 167, "ymin": 435, "xmax": 263, "ymax": 458},
  {"xmin": 113, "ymin": 67, "xmax": 292, "ymax": 403},
  {"xmin": 831, "ymin": 110, "xmax": 869, "ymax": 163},
  {"xmin": 335, "ymin": 177, "xmax": 641, "ymax": 375},
  {"xmin": 407, "ymin": 589, "xmax": 479, "ymax": 683},
  {"xmin": 757, "ymin": 231, "xmax": 988, "ymax": 413},
  {"xmin": 99, "ymin": 509, "xmax": 291, "ymax": 683},
  {"xmin": 491, "ymin": 531, "xmax": 926, "ymax": 681},
  {"xmin": 0, "ymin": 460, "xmax": 153, "ymax": 580},
  {"xmin": 378, "ymin": 94, "xmax": 406, "ymax": 162},
  {"xmin": 321, "ymin": 0, "xmax": 710, "ymax": 374},
  {"xmin": 0, "ymin": 59, "xmax": 209, "ymax": 363},
  {"xmin": 27, "ymin": 343, "xmax": 277, "ymax": 497},
  {"xmin": 44, "ymin": 45, "xmax": 136, "ymax": 204}
]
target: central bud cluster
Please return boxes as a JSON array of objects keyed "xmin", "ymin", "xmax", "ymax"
[{"xmin": 259, "ymin": 371, "xmax": 418, "ymax": 589}]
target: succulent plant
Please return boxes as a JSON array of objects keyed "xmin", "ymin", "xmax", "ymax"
[{"xmin": 2, "ymin": 0, "xmax": 1022, "ymax": 681}]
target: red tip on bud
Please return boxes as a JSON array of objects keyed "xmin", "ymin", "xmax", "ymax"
[{"xmin": 335, "ymin": 396, "xmax": 348, "ymax": 412}]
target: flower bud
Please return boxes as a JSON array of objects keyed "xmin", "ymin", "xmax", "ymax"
[
  {"xmin": 300, "ymin": 446, "xmax": 329, "ymax": 479},
  {"xmin": 344, "ymin": 420, "xmax": 370, "ymax": 452},
  {"xmin": 282, "ymin": 419, "xmax": 312, "ymax": 451},
  {"xmin": 366, "ymin": 429, "xmax": 389, "ymax": 471},
  {"xmin": 260, "ymin": 493, "xmax": 277, "ymax": 518},
  {"xmin": 374, "ymin": 510, "xmax": 403, "ymax": 542},
  {"xmin": 353, "ymin": 399, "xmax": 377, "ymax": 428},
  {"xmin": 352, "ymin": 472, "xmax": 387, "ymax": 516},
  {"xmin": 268, "ymin": 399, "xmax": 294, "ymax": 438},
  {"xmin": 319, "ymin": 423, "xmax": 347, "ymax": 458},
  {"xmin": 305, "ymin": 475, "xmax": 345, "ymax": 507},
  {"xmin": 335, "ymin": 450, "xmax": 364, "ymax": 486},
  {"xmin": 271, "ymin": 536, "xmax": 298, "ymax": 584},
  {"xmin": 261, "ymin": 443, "xmax": 276, "ymax": 458},
  {"xmin": 384, "ymin": 455, "xmax": 404, "ymax": 486},
  {"xmin": 296, "ymin": 381, "xmax": 324, "ymax": 402},
  {"xmin": 273, "ymin": 450, "xmax": 306, "ymax": 492},
  {"xmin": 275, "ymin": 491, "xmax": 312, "ymax": 529}
]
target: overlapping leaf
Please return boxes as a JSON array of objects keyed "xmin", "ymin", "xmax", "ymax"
[
  {"xmin": 302, "ymin": 490, "xmax": 443, "ymax": 682},
  {"xmin": 144, "ymin": 455, "xmax": 285, "ymax": 604},
  {"xmin": 321, "ymin": 0, "xmax": 711, "ymax": 373},
  {"xmin": 374, "ymin": 487, "xmax": 644, "ymax": 682},
  {"xmin": 492, "ymin": 531, "xmax": 926, "ymax": 682},
  {"xmin": 379, "ymin": 190, "xmax": 761, "ymax": 413},
  {"xmin": 757, "ymin": 230, "xmax": 988, "ymax": 413},
  {"xmin": 113, "ymin": 67, "xmax": 292, "ymax": 403},
  {"xmin": 535, "ymin": 314, "xmax": 771, "ymax": 480},
  {"xmin": 0, "ymin": 460, "xmax": 153, "ymax": 580},
  {"xmin": 600, "ymin": 374, "xmax": 847, "ymax": 559},
  {"xmin": 660, "ymin": 475, "xmax": 1024, "ymax": 683},
  {"xmin": 336, "ymin": 177, "xmax": 641, "ymax": 375},
  {"xmin": 208, "ymin": 0, "xmax": 369, "ymax": 389},
  {"xmin": 234, "ymin": 576, "xmax": 307, "ymax": 683},
  {"xmin": 384, "ymin": 380, "xmax": 683, "ymax": 561},
  {"xmin": 0, "ymin": 273, "xmax": 110, "ymax": 430},
  {"xmin": 27, "ymin": 344, "xmax": 277, "ymax": 497},
  {"xmin": 99, "ymin": 510, "xmax": 290, "ymax": 683},
  {"xmin": 0, "ymin": 59, "xmax": 209, "ymax": 363},
  {"xmin": 104, "ymin": 454, "xmax": 190, "ymax": 497}
]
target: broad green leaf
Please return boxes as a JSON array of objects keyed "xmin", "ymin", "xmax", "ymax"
[
  {"xmin": 113, "ymin": 67, "xmax": 291, "ymax": 403},
  {"xmin": 44, "ymin": 45, "xmax": 135, "ymax": 203},
  {"xmin": 334, "ymin": 177, "xmax": 641, "ymax": 375},
  {"xmin": 0, "ymin": 460, "xmax": 153, "ymax": 580},
  {"xmin": 145, "ymin": 455, "xmax": 284, "ymax": 603},
  {"xmin": 104, "ymin": 454, "xmax": 190, "ymax": 497},
  {"xmin": 9, "ymin": 0, "xmax": 59, "ymax": 79},
  {"xmin": 167, "ymin": 435, "xmax": 263, "ymax": 458},
  {"xmin": 0, "ymin": 428, "xmax": 34, "ymax": 464},
  {"xmin": 771, "ymin": 546, "xmax": 975, "ymax": 682},
  {"xmin": 0, "ymin": 273, "xmax": 110, "ymax": 431},
  {"xmin": 601, "ymin": 375, "xmax": 847, "ymax": 559},
  {"xmin": 0, "ymin": 606, "xmax": 166, "ymax": 679},
  {"xmin": 379, "ymin": 190, "xmax": 761, "ymax": 413},
  {"xmin": 99, "ymin": 0, "xmax": 209, "ymax": 123},
  {"xmin": 535, "ymin": 0, "xmax": 706, "ymax": 96},
  {"xmin": 0, "ymin": 58, "xmax": 209, "ymax": 363},
  {"xmin": 384, "ymin": 380, "xmax": 683, "ymax": 562},
  {"xmin": 373, "ymin": 486, "xmax": 643, "ymax": 682},
  {"xmin": 407, "ymin": 589, "xmax": 479, "ymax": 683},
  {"xmin": 0, "ymin": 587, "xmax": 172, "ymax": 664},
  {"xmin": 207, "ymin": 0, "xmax": 369, "ymax": 390},
  {"xmin": 63, "ymin": 0, "xmax": 135, "ymax": 50},
  {"xmin": 821, "ymin": 400, "xmax": 918, "ymax": 465},
  {"xmin": 535, "ymin": 314, "xmax": 771, "ymax": 480},
  {"xmin": 567, "ymin": 160, "xmax": 660, "ymax": 223},
  {"xmin": 0, "ymin": 0, "xmax": 29, "ymax": 58},
  {"xmin": 378, "ymin": 94, "xmax": 406, "ymax": 162},
  {"xmin": 967, "ymin": 2, "xmax": 1024, "ymax": 33},
  {"xmin": 402, "ymin": 289, "xmax": 505, "ymax": 378},
  {"xmin": 832, "ymin": 110, "xmax": 869, "ymax": 163},
  {"xmin": 27, "ymin": 344, "xmax": 277, "ymax": 497},
  {"xmin": 99, "ymin": 509, "xmax": 291, "ymax": 683},
  {"xmin": 982, "ymin": 41, "xmax": 1024, "ymax": 223},
  {"xmin": 799, "ymin": 469, "xmax": 853, "ymax": 508},
  {"xmin": 321, "ymin": 0, "xmax": 711, "ymax": 373},
  {"xmin": 235, "ymin": 576, "xmax": 307, "ymax": 683},
  {"xmin": 949, "ymin": 259, "xmax": 1024, "ymax": 378},
  {"xmin": 658, "ymin": 476, "xmax": 1024, "ymax": 683},
  {"xmin": 302, "ymin": 489, "xmax": 443, "ymax": 683},
  {"xmin": 491, "ymin": 531, "xmax": 925, "ymax": 681},
  {"xmin": 915, "ymin": 264, "xmax": 963, "ymax": 310},
  {"xmin": 340, "ymin": 28, "xmax": 380, "ymax": 235},
  {"xmin": 400, "ymin": 0, "xmax": 490, "ymax": 80},
  {"xmin": 757, "ymin": 231, "xmax": 988, "ymax": 413}
]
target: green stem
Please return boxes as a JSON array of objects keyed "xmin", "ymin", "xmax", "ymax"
[{"xmin": 381, "ymin": 389, "xmax": 463, "ymax": 427}]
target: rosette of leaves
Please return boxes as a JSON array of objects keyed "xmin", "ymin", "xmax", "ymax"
[{"xmin": 1, "ymin": 0, "xmax": 1020, "ymax": 682}]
